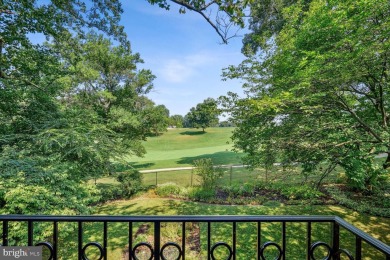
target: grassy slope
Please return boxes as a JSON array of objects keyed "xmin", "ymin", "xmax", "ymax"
[
  {"xmin": 91, "ymin": 197, "xmax": 390, "ymax": 259},
  {"xmin": 125, "ymin": 128, "xmax": 243, "ymax": 170}
]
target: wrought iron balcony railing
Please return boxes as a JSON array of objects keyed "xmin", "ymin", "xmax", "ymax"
[{"xmin": 0, "ymin": 215, "xmax": 389, "ymax": 259}]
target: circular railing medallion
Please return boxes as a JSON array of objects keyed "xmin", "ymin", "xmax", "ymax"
[
  {"xmin": 259, "ymin": 241, "xmax": 283, "ymax": 260},
  {"xmin": 160, "ymin": 242, "xmax": 182, "ymax": 260},
  {"xmin": 132, "ymin": 242, "xmax": 154, "ymax": 260},
  {"xmin": 35, "ymin": 241, "xmax": 54, "ymax": 260},
  {"xmin": 335, "ymin": 248, "xmax": 354, "ymax": 260},
  {"xmin": 81, "ymin": 242, "xmax": 104, "ymax": 260},
  {"xmin": 310, "ymin": 241, "xmax": 333, "ymax": 260},
  {"xmin": 210, "ymin": 242, "xmax": 233, "ymax": 260}
]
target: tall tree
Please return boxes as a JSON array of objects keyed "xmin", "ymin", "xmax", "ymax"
[
  {"xmin": 60, "ymin": 33, "xmax": 164, "ymax": 155},
  {"xmin": 186, "ymin": 98, "xmax": 220, "ymax": 132},
  {"xmin": 224, "ymin": 0, "xmax": 390, "ymax": 190},
  {"xmin": 141, "ymin": 104, "xmax": 170, "ymax": 136},
  {"xmin": 0, "ymin": 1, "xmax": 162, "ymax": 218},
  {"xmin": 169, "ymin": 114, "xmax": 184, "ymax": 128}
]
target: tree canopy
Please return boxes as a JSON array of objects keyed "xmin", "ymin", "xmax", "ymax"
[
  {"xmin": 0, "ymin": 0, "xmax": 167, "ymax": 216},
  {"xmin": 186, "ymin": 98, "xmax": 220, "ymax": 132},
  {"xmin": 223, "ymin": 0, "xmax": 390, "ymax": 190}
]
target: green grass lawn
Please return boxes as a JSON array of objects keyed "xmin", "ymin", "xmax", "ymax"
[
  {"xmin": 123, "ymin": 128, "xmax": 243, "ymax": 170},
  {"xmin": 66, "ymin": 197, "xmax": 390, "ymax": 259}
]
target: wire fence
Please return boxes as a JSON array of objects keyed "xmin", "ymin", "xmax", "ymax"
[
  {"xmin": 142, "ymin": 165, "xmax": 254, "ymax": 187},
  {"xmin": 141, "ymin": 164, "xmax": 335, "ymax": 187},
  {"xmin": 94, "ymin": 164, "xmax": 339, "ymax": 188}
]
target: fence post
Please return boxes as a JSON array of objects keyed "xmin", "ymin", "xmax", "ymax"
[
  {"xmin": 230, "ymin": 166, "xmax": 233, "ymax": 186},
  {"xmin": 155, "ymin": 172, "xmax": 158, "ymax": 186},
  {"xmin": 191, "ymin": 168, "xmax": 193, "ymax": 187}
]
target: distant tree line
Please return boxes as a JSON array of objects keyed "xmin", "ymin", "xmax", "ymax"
[{"xmin": 166, "ymin": 98, "xmax": 234, "ymax": 130}]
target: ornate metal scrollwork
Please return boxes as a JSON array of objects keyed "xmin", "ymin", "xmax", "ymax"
[
  {"xmin": 132, "ymin": 242, "xmax": 154, "ymax": 260},
  {"xmin": 335, "ymin": 248, "xmax": 354, "ymax": 260},
  {"xmin": 160, "ymin": 242, "xmax": 182, "ymax": 260},
  {"xmin": 310, "ymin": 241, "xmax": 355, "ymax": 260},
  {"xmin": 35, "ymin": 241, "xmax": 54, "ymax": 260},
  {"xmin": 259, "ymin": 241, "xmax": 283, "ymax": 260},
  {"xmin": 210, "ymin": 242, "xmax": 233, "ymax": 260},
  {"xmin": 81, "ymin": 241, "xmax": 104, "ymax": 260},
  {"xmin": 309, "ymin": 241, "xmax": 333, "ymax": 260}
]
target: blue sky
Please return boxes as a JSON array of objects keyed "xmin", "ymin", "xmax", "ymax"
[{"xmin": 121, "ymin": 1, "xmax": 246, "ymax": 117}]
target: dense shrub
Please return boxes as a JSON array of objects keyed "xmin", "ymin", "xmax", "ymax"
[
  {"xmin": 187, "ymin": 187, "xmax": 215, "ymax": 201},
  {"xmin": 193, "ymin": 158, "xmax": 223, "ymax": 189},
  {"xmin": 156, "ymin": 183, "xmax": 186, "ymax": 197},
  {"xmin": 325, "ymin": 185, "xmax": 390, "ymax": 217},
  {"xmin": 116, "ymin": 170, "xmax": 143, "ymax": 197},
  {"xmin": 96, "ymin": 184, "xmax": 123, "ymax": 202},
  {"xmin": 220, "ymin": 183, "xmax": 257, "ymax": 197},
  {"xmin": 3, "ymin": 183, "xmax": 100, "ymax": 244},
  {"xmin": 278, "ymin": 185, "xmax": 323, "ymax": 200},
  {"xmin": 0, "ymin": 189, "xmax": 6, "ymax": 208}
]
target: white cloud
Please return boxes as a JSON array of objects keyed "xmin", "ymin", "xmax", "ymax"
[
  {"xmin": 157, "ymin": 52, "xmax": 217, "ymax": 83},
  {"xmin": 159, "ymin": 60, "xmax": 193, "ymax": 83}
]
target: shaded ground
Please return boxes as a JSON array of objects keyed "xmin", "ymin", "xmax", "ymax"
[
  {"xmin": 213, "ymin": 187, "xmax": 335, "ymax": 205},
  {"xmin": 121, "ymin": 222, "xmax": 201, "ymax": 259},
  {"xmin": 92, "ymin": 196, "xmax": 390, "ymax": 259}
]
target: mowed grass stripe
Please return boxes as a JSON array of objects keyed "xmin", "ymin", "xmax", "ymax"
[
  {"xmin": 131, "ymin": 145, "xmax": 233, "ymax": 161},
  {"xmin": 125, "ymin": 128, "xmax": 243, "ymax": 169},
  {"xmin": 142, "ymin": 128, "xmax": 235, "ymax": 151}
]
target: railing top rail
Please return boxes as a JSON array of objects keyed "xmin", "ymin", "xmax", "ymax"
[
  {"xmin": 334, "ymin": 216, "xmax": 390, "ymax": 255},
  {"xmin": 0, "ymin": 214, "xmax": 336, "ymax": 222}
]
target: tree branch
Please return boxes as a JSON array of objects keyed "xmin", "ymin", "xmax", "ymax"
[
  {"xmin": 336, "ymin": 94, "xmax": 383, "ymax": 143},
  {"xmin": 1, "ymin": 69, "xmax": 45, "ymax": 91},
  {"xmin": 379, "ymin": 56, "xmax": 388, "ymax": 128},
  {"xmin": 170, "ymin": 0, "xmax": 231, "ymax": 43},
  {"xmin": 0, "ymin": 37, "xmax": 4, "ymax": 79}
]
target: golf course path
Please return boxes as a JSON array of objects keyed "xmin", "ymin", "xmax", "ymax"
[
  {"xmin": 139, "ymin": 165, "xmax": 246, "ymax": 173},
  {"xmin": 139, "ymin": 167, "xmax": 194, "ymax": 173}
]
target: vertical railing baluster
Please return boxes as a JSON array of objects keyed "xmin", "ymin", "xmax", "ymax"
[
  {"xmin": 207, "ymin": 222, "xmax": 211, "ymax": 260},
  {"xmin": 332, "ymin": 221, "xmax": 340, "ymax": 260},
  {"xmin": 78, "ymin": 221, "xmax": 83, "ymax": 260},
  {"xmin": 104, "ymin": 221, "xmax": 108, "ymax": 260},
  {"xmin": 53, "ymin": 221, "xmax": 58, "ymax": 260},
  {"xmin": 3, "ymin": 220, "xmax": 8, "ymax": 246},
  {"xmin": 182, "ymin": 222, "xmax": 186, "ymax": 260},
  {"xmin": 355, "ymin": 236, "xmax": 362, "ymax": 260},
  {"xmin": 307, "ymin": 222, "xmax": 311, "ymax": 260},
  {"xmin": 257, "ymin": 222, "xmax": 261, "ymax": 260},
  {"xmin": 128, "ymin": 222, "xmax": 133, "ymax": 260},
  {"xmin": 28, "ymin": 221, "xmax": 33, "ymax": 246},
  {"xmin": 282, "ymin": 222, "xmax": 286, "ymax": 260},
  {"xmin": 233, "ymin": 222, "xmax": 236, "ymax": 260},
  {"xmin": 154, "ymin": 221, "xmax": 161, "ymax": 260}
]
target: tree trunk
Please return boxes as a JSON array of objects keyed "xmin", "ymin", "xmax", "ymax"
[
  {"xmin": 384, "ymin": 151, "xmax": 390, "ymax": 169},
  {"xmin": 0, "ymin": 37, "xmax": 4, "ymax": 79}
]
